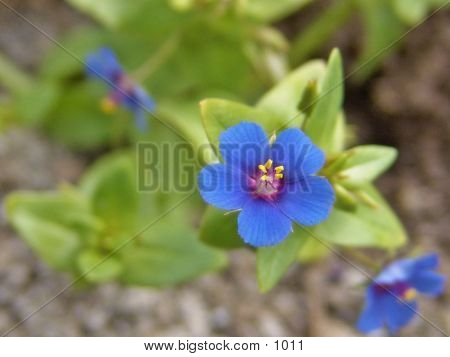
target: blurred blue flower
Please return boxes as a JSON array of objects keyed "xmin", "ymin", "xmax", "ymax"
[
  {"xmin": 357, "ymin": 253, "xmax": 446, "ymax": 334},
  {"xmin": 198, "ymin": 122, "xmax": 335, "ymax": 247},
  {"xmin": 85, "ymin": 47, "xmax": 155, "ymax": 131}
]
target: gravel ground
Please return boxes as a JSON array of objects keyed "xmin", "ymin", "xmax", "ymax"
[{"xmin": 0, "ymin": 2, "xmax": 449, "ymax": 337}]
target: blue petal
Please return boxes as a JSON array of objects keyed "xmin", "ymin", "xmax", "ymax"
[
  {"xmin": 357, "ymin": 287, "xmax": 383, "ymax": 333},
  {"xmin": 381, "ymin": 294, "xmax": 417, "ymax": 333},
  {"xmin": 410, "ymin": 270, "xmax": 446, "ymax": 297},
  {"xmin": 270, "ymin": 128, "xmax": 325, "ymax": 182},
  {"xmin": 377, "ymin": 253, "xmax": 441, "ymax": 285},
  {"xmin": 411, "ymin": 253, "xmax": 439, "ymax": 271},
  {"xmin": 375, "ymin": 262, "xmax": 410, "ymax": 285},
  {"xmin": 238, "ymin": 199, "xmax": 292, "ymax": 247},
  {"xmin": 219, "ymin": 122, "xmax": 269, "ymax": 174},
  {"xmin": 85, "ymin": 47, "xmax": 122, "ymax": 83},
  {"xmin": 126, "ymin": 86, "xmax": 155, "ymax": 113},
  {"xmin": 198, "ymin": 164, "xmax": 250, "ymax": 210},
  {"xmin": 277, "ymin": 176, "xmax": 335, "ymax": 226}
]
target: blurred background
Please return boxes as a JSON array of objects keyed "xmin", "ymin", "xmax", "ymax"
[{"xmin": 0, "ymin": 0, "xmax": 449, "ymax": 336}]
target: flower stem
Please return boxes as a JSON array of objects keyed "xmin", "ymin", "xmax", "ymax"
[
  {"xmin": 131, "ymin": 32, "xmax": 181, "ymax": 82},
  {"xmin": 0, "ymin": 52, "xmax": 33, "ymax": 94},
  {"xmin": 289, "ymin": 0, "xmax": 356, "ymax": 66},
  {"xmin": 343, "ymin": 248, "xmax": 381, "ymax": 272}
]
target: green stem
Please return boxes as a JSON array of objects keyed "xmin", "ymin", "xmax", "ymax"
[
  {"xmin": 131, "ymin": 32, "xmax": 181, "ymax": 82},
  {"xmin": 289, "ymin": 0, "xmax": 356, "ymax": 66},
  {"xmin": 343, "ymin": 248, "xmax": 381, "ymax": 272},
  {"xmin": 0, "ymin": 52, "xmax": 33, "ymax": 94}
]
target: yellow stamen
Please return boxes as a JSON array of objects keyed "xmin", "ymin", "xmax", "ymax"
[
  {"xmin": 275, "ymin": 165, "xmax": 284, "ymax": 173},
  {"xmin": 403, "ymin": 288, "xmax": 417, "ymax": 301},
  {"xmin": 264, "ymin": 159, "xmax": 273, "ymax": 169},
  {"xmin": 275, "ymin": 173, "xmax": 284, "ymax": 179},
  {"xmin": 260, "ymin": 175, "xmax": 269, "ymax": 181},
  {"xmin": 258, "ymin": 165, "xmax": 267, "ymax": 173},
  {"xmin": 100, "ymin": 97, "xmax": 117, "ymax": 114}
]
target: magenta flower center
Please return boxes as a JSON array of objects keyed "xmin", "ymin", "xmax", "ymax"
[
  {"xmin": 374, "ymin": 281, "xmax": 417, "ymax": 301},
  {"xmin": 100, "ymin": 74, "xmax": 135, "ymax": 113},
  {"xmin": 249, "ymin": 159, "xmax": 284, "ymax": 200}
]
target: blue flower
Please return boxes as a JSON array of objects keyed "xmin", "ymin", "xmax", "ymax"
[
  {"xmin": 85, "ymin": 47, "xmax": 155, "ymax": 131},
  {"xmin": 198, "ymin": 122, "xmax": 335, "ymax": 247},
  {"xmin": 357, "ymin": 253, "xmax": 446, "ymax": 334}
]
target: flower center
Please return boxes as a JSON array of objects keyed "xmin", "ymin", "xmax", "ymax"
[
  {"xmin": 374, "ymin": 282, "xmax": 417, "ymax": 301},
  {"xmin": 251, "ymin": 159, "xmax": 284, "ymax": 199},
  {"xmin": 100, "ymin": 96, "xmax": 118, "ymax": 114}
]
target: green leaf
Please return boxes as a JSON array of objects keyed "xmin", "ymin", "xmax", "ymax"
[
  {"xmin": 303, "ymin": 49, "xmax": 344, "ymax": 153},
  {"xmin": 256, "ymin": 59, "xmax": 326, "ymax": 124},
  {"xmin": 392, "ymin": 0, "xmax": 428, "ymax": 25},
  {"xmin": 298, "ymin": 236, "xmax": 331, "ymax": 263},
  {"xmin": 312, "ymin": 184, "xmax": 407, "ymax": 250},
  {"xmin": 6, "ymin": 190, "xmax": 102, "ymax": 236},
  {"xmin": 257, "ymin": 229, "xmax": 305, "ymax": 292},
  {"xmin": 328, "ymin": 112, "xmax": 347, "ymax": 154},
  {"xmin": 45, "ymin": 81, "xmax": 118, "ymax": 151},
  {"xmin": 289, "ymin": 0, "xmax": 355, "ymax": 65},
  {"xmin": 77, "ymin": 249, "xmax": 123, "ymax": 283},
  {"xmin": 200, "ymin": 98, "xmax": 283, "ymax": 153},
  {"xmin": 120, "ymin": 226, "xmax": 227, "ymax": 287},
  {"xmin": 14, "ymin": 81, "xmax": 60, "ymax": 126},
  {"xmin": 245, "ymin": 0, "xmax": 312, "ymax": 23},
  {"xmin": 157, "ymin": 99, "xmax": 212, "ymax": 161},
  {"xmin": 334, "ymin": 183, "xmax": 359, "ymax": 210},
  {"xmin": 9, "ymin": 212, "xmax": 82, "ymax": 271},
  {"xmin": 80, "ymin": 152, "xmax": 139, "ymax": 231},
  {"xmin": 337, "ymin": 145, "xmax": 398, "ymax": 188},
  {"xmin": 5, "ymin": 191, "xmax": 98, "ymax": 270},
  {"xmin": 40, "ymin": 27, "xmax": 110, "ymax": 80},
  {"xmin": 199, "ymin": 206, "xmax": 244, "ymax": 249},
  {"xmin": 66, "ymin": 0, "xmax": 148, "ymax": 28},
  {"xmin": 353, "ymin": 0, "xmax": 405, "ymax": 82}
]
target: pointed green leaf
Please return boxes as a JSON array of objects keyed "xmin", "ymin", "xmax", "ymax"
[
  {"xmin": 328, "ymin": 112, "xmax": 347, "ymax": 154},
  {"xmin": 5, "ymin": 190, "xmax": 102, "ymax": 271},
  {"xmin": 337, "ymin": 145, "xmax": 398, "ymax": 188},
  {"xmin": 298, "ymin": 236, "xmax": 331, "ymax": 263},
  {"xmin": 256, "ymin": 59, "xmax": 326, "ymax": 123},
  {"xmin": 66, "ymin": 0, "xmax": 148, "ymax": 28},
  {"xmin": 200, "ymin": 98, "xmax": 283, "ymax": 153},
  {"xmin": 303, "ymin": 49, "xmax": 344, "ymax": 153},
  {"xmin": 392, "ymin": 0, "xmax": 428, "ymax": 25},
  {"xmin": 245, "ymin": 0, "xmax": 312, "ymax": 22},
  {"xmin": 120, "ymin": 227, "xmax": 227, "ymax": 287},
  {"xmin": 257, "ymin": 229, "xmax": 306, "ymax": 292},
  {"xmin": 78, "ymin": 249, "xmax": 123, "ymax": 283},
  {"xmin": 313, "ymin": 184, "xmax": 407, "ymax": 250},
  {"xmin": 6, "ymin": 190, "xmax": 102, "ymax": 238},
  {"xmin": 353, "ymin": 0, "xmax": 405, "ymax": 82},
  {"xmin": 80, "ymin": 152, "xmax": 139, "ymax": 230},
  {"xmin": 9, "ymin": 211, "xmax": 82, "ymax": 271}
]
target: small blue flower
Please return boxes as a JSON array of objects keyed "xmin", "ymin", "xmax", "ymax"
[
  {"xmin": 198, "ymin": 122, "xmax": 335, "ymax": 247},
  {"xmin": 85, "ymin": 47, "xmax": 155, "ymax": 131},
  {"xmin": 357, "ymin": 253, "xmax": 446, "ymax": 334}
]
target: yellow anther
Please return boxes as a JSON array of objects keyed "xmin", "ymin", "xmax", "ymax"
[
  {"xmin": 275, "ymin": 173, "xmax": 284, "ymax": 179},
  {"xmin": 258, "ymin": 165, "xmax": 267, "ymax": 173},
  {"xmin": 100, "ymin": 97, "xmax": 117, "ymax": 114},
  {"xmin": 264, "ymin": 159, "xmax": 273, "ymax": 169},
  {"xmin": 403, "ymin": 288, "xmax": 417, "ymax": 301},
  {"xmin": 275, "ymin": 166, "xmax": 284, "ymax": 173},
  {"xmin": 260, "ymin": 175, "xmax": 269, "ymax": 181}
]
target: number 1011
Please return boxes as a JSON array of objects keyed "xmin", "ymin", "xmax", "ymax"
[{"xmin": 275, "ymin": 340, "xmax": 302, "ymax": 351}]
